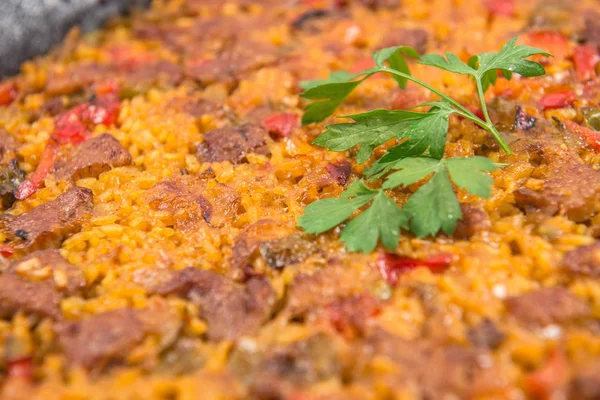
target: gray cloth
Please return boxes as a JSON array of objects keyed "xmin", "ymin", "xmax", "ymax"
[{"xmin": 0, "ymin": 0, "xmax": 150, "ymax": 77}]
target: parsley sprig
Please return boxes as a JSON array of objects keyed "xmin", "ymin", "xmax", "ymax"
[{"xmin": 297, "ymin": 38, "xmax": 549, "ymax": 252}]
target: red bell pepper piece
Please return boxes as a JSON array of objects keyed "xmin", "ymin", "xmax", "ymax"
[
  {"xmin": 7, "ymin": 357, "xmax": 33, "ymax": 380},
  {"xmin": 15, "ymin": 141, "xmax": 58, "ymax": 200},
  {"xmin": 484, "ymin": 0, "xmax": 514, "ymax": 17},
  {"xmin": 52, "ymin": 106, "xmax": 90, "ymax": 145},
  {"xmin": 574, "ymin": 45, "xmax": 599, "ymax": 82},
  {"xmin": 526, "ymin": 349, "xmax": 568, "ymax": 400},
  {"xmin": 525, "ymin": 30, "xmax": 569, "ymax": 61},
  {"xmin": 81, "ymin": 94, "xmax": 121, "ymax": 126},
  {"xmin": 0, "ymin": 82, "xmax": 17, "ymax": 106},
  {"xmin": 0, "ymin": 244, "xmax": 15, "ymax": 258},
  {"xmin": 260, "ymin": 113, "xmax": 299, "ymax": 138},
  {"xmin": 376, "ymin": 252, "xmax": 453, "ymax": 286},
  {"xmin": 564, "ymin": 120, "xmax": 600, "ymax": 152},
  {"xmin": 539, "ymin": 90, "xmax": 575, "ymax": 110}
]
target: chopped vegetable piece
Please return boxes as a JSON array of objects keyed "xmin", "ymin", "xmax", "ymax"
[
  {"xmin": 539, "ymin": 90, "xmax": 575, "ymax": 110},
  {"xmin": 583, "ymin": 108, "xmax": 600, "ymax": 131},
  {"xmin": 0, "ymin": 82, "xmax": 17, "ymax": 106},
  {"xmin": 574, "ymin": 45, "xmax": 599, "ymax": 82},
  {"xmin": 484, "ymin": 0, "xmax": 514, "ymax": 17},
  {"xmin": 260, "ymin": 113, "xmax": 299, "ymax": 138},
  {"xmin": 0, "ymin": 159, "xmax": 26, "ymax": 209},
  {"xmin": 81, "ymin": 94, "xmax": 121, "ymax": 126},
  {"xmin": 0, "ymin": 243, "xmax": 15, "ymax": 258},
  {"xmin": 326, "ymin": 160, "xmax": 352, "ymax": 185},
  {"xmin": 376, "ymin": 252, "xmax": 453, "ymax": 286},
  {"xmin": 564, "ymin": 120, "xmax": 600, "ymax": 152},
  {"xmin": 525, "ymin": 30, "xmax": 569, "ymax": 60},
  {"xmin": 15, "ymin": 141, "xmax": 58, "ymax": 200},
  {"xmin": 525, "ymin": 349, "xmax": 568, "ymax": 400},
  {"xmin": 7, "ymin": 357, "xmax": 33, "ymax": 380},
  {"xmin": 53, "ymin": 94, "xmax": 121, "ymax": 145},
  {"xmin": 53, "ymin": 107, "xmax": 90, "ymax": 145}
]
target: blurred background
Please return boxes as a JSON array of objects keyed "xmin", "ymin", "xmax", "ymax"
[{"xmin": 0, "ymin": 0, "xmax": 150, "ymax": 77}]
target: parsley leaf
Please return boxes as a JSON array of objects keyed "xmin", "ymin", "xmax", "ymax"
[
  {"xmin": 381, "ymin": 157, "xmax": 440, "ymax": 189},
  {"xmin": 297, "ymin": 180, "xmax": 406, "ymax": 252},
  {"xmin": 340, "ymin": 190, "xmax": 407, "ymax": 252},
  {"xmin": 301, "ymin": 75, "xmax": 371, "ymax": 125},
  {"xmin": 297, "ymin": 180, "xmax": 374, "ymax": 234},
  {"xmin": 298, "ymin": 37, "xmax": 549, "ymax": 252},
  {"xmin": 381, "ymin": 157, "xmax": 497, "ymax": 237},
  {"xmin": 373, "ymin": 46, "xmax": 420, "ymax": 88},
  {"xmin": 419, "ymin": 52, "xmax": 475, "ymax": 75},
  {"xmin": 403, "ymin": 163, "xmax": 462, "ymax": 237},
  {"xmin": 446, "ymin": 156, "xmax": 497, "ymax": 197},
  {"xmin": 300, "ymin": 70, "xmax": 357, "ymax": 90},
  {"xmin": 421, "ymin": 37, "xmax": 549, "ymax": 91},
  {"xmin": 314, "ymin": 105, "xmax": 454, "ymax": 164}
]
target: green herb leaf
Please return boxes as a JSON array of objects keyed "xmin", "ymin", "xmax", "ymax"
[
  {"xmin": 373, "ymin": 46, "xmax": 420, "ymax": 88},
  {"xmin": 314, "ymin": 106, "xmax": 454, "ymax": 164},
  {"xmin": 300, "ymin": 71, "xmax": 356, "ymax": 90},
  {"xmin": 297, "ymin": 180, "xmax": 375, "ymax": 233},
  {"xmin": 471, "ymin": 37, "xmax": 550, "ymax": 80},
  {"xmin": 419, "ymin": 52, "xmax": 476, "ymax": 75},
  {"xmin": 340, "ymin": 190, "xmax": 407, "ymax": 252},
  {"xmin": 382, "ymin": 157, "xmax": 441, "ymax": 189},
  {"xmin": 403, "ymin": 163, "xmax": 462, "ymax": 237},
  {"xmin": 446, "ymin": 156, "xmax": 497, "ymax": 197},
  {"xmin": 301, "ymin": 76, "xmax": 369, "ymax": 125},
  {"xmin": 422, "ymin": 38, "xmax": 548, "ymax": 92}
]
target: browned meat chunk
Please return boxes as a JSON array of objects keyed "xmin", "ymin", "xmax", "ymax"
[
  {"xmin": 514, "ymin": 163, "xmax": 600, "ymax": 222},
  {"xmin": 0, "ymin": 249, "xmax": 85, "ymax": 319},
  {"xmin": 0, "ymin": 187, "xmax": 94, "ymax": 253},
  {"xmin": 45, "ymin": 64, "xmax": 108, "ymax": 96},
  {"xmin": 258, "ymin": 235, "xmax": 317, "ymax": 269},
  {"xmin": 570, "ymin": 362, "xmax": 600, "ymax": 400},
  {"xmin": 0, "ymin": 273, "xmax": 59, "ymax": 319},
  {"xmin": 286, "ymin": 264, "xmax": 380, "ymax": 321},
  {"xmin": 327, "ymin": 294, "xmax": 381, "ymax": 338},
  {"xmin": 231, "ymin": 220, "xmax": 304, "ymax": 270},
  {"xmin": 559, "ymin": 241, "xmax": 600, "ymax": 278},
  {"xmin": 467, "ymin": 319, "xmax": 505, "ymax": 349},
  {"xmin": 185, "ymin": 40, "xmax": 278, "ymax": 88},
  {"xmin": 39, "ymin": 97, "xmax": 66, "ymax": 117},
  {"xmin": 229, "ymin": 333, "xmax": 343, "ymax": 399},
  {"xmin": 378, "ymin": 28, "xmax": 429, "ymax": 54},
  {"xmin": 53, "ymin": 134, "xmax": 132, "ymax": 181},
  {"xmin": 504, "ymin": 287, "xmax": 590, "ymax": 326},
  {"xmin": 167, "ymin": 97, "xmax": 221, "ymax": 120},
  {"xmin": 453, "ymin": 203, "xmax": 491, "ymax": 239},
  {"xmin": 56, "ymin": 308, "xmax": 146, "ymax": 368},
  {"xmin": 46, "ymin": 60, "xmax": 183, "ymax": 96},
  {"xmin": 146, "ymin": 175, "xmax": 240, "ymax": 230},
  {"xmin": 152, "ymin": 267, "xmax": 276, "ymax": 341},
  {"xmin": 364, "ymin": 330, "xmax": 501, "ymax": 399},
  {"xmin": 196, "ymin": 124, "xmax": 270, "ymax": 164}
]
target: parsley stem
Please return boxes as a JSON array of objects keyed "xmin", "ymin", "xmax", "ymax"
[
  {"xmin": 475, "ymin": 79, "xmax": 512, "ymax": 154},
  {"xmin": 380, "ymin": 67, "xmax": 472, "ymax": 117},
  {"xmin": 381, "ymin": 67, "xmax": 513, "ymax": 155}
]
